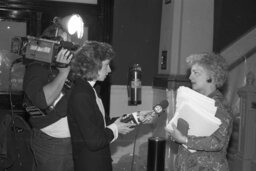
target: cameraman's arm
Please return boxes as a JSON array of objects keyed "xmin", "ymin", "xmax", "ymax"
[{"xmin": 43, "ymin": 49, "xmax": 73, "ymax": 106}]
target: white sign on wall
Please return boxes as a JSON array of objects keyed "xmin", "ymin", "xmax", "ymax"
[{"xmin": 47, "ymin": 0, "xmax": 97, "ymax": 4}]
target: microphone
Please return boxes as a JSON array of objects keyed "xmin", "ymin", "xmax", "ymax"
[
  {"xmin": 121, "ymin": 100, "xmax": 169, "ymax": 125},
  {"xmin": 153, "ymin": 100, "xmax": 169, "ymax": 114}
]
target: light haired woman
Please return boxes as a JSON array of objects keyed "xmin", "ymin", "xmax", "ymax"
[{"xmin": 166, "ymin": 52, "xmax": 233, "ymax": 171}]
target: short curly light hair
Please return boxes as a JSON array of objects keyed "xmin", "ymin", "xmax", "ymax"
[
  {"xmin": 186, "ymin": 52, "xmax": 228, "ymax": 88},
  {"xmin": 70, "ymin": 41, "xmax": 115, "ymax": 80}
]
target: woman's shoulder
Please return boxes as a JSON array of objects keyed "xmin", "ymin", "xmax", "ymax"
[
  {"xmin": 71, "ymin": 79, "xmax": 94, "ymax": 95},
  {"xmin": 211, "ymin": 90, "xmax": 228, "ymax": 108},
  {"xmin": 212, "ymin": 90, "xmax": 233, "ymax": 121}
]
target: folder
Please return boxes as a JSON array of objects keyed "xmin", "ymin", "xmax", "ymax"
[{"xmin": 166, "ymin": 86, "xmax": 221, "ymax": 137}]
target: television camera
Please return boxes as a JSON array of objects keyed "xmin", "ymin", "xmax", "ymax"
[
  {"xmin": 11, "ymin": 35, "xmax": 80, "ymax": 67},
  {"xmin": 10, "ymin": 14, "xmax": 84, "ymax": 67}
]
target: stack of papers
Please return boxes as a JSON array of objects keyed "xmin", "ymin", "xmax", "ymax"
[{"xmin": 167, "ymin": 86, "xmax": 221, "ymax": 137}]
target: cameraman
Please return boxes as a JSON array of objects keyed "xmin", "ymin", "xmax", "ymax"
[{"xmin": 23, "ymin": 24, "xmax": 74, "ymax": 171}]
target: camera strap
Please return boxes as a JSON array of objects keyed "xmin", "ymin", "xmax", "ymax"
[
  {"xmin": 23, "ymin": 98, "xmax": 47, "ymax": 118},
  {"xmin": 23, "ymin": 69, "xmax": 73, "ymax": 118}
]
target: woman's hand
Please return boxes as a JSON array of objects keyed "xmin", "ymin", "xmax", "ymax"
[
  {"xmin": 114, "ymin": 117, "xmax": 136, "ymax": 135},
  {"xmin": 165, "ymin": 123, "xmax": 187, "ymax": 144}
]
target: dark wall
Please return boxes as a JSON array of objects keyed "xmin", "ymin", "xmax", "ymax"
[
  {"xmin": 214, "ymin": 0, "xmax": 256, "ymax": 52},
  {"xmin": 111, "ymin": 0, "xmax": 162, "ymax": 86}
]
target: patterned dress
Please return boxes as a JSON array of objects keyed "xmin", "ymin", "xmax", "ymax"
[{"xmin": 174, "ymin": 90, "xmax": 233, "ymax": 171}]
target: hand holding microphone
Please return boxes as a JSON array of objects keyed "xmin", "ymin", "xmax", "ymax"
[
  {"xmin": 120, "ymin": 100, "xmax": 169, "ymax": 125},
  {"xmin": 140, "ymin": 100, "xmax": 169, "ymax": 123}
]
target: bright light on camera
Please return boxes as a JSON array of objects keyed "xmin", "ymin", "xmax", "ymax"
[{"xmin": 63, "ymin": 14, "xmax": 84, "ymax": 39}]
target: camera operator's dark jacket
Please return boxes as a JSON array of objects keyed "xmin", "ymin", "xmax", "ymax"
[{"xmin": 23, "ymin": 62, "xmax": 70, "ymax": 129}]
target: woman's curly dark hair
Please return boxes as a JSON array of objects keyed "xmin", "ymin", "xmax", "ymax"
[
  {"xmin": 186, "ymin": 52, "xmax": 228, "ymax": 88},
  {"xmin": 70, "ymin": 41, "xmax": 115, "ymax": 80}
]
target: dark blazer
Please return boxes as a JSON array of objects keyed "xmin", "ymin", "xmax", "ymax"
[{"xmin": 67, "ymin": 78, "xmax": 115, "ymax": 171}]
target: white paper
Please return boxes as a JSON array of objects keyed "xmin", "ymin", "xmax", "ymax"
[
  {"xmin": 168, "ymin": 102, "xmax": 221, "ymax": 136},
  {"xmin": 167, "ymin": 86, "xmax": 221, "ymax": 137}
]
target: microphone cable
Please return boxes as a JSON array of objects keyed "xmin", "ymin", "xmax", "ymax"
[
  {"xmin": 126, "ymin": 100, "xmax": 169, "ymax": 171},
  {"xmin": 8, "ymin": 58, "xmax": 23, "ymax": 125},
  {"xmin": 130, "ymin": 121, "xmax": 142, "ymax": 171}
]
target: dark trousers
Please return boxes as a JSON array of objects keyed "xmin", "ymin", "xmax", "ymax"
[{"xmin": 31, "ymin": 129, "xmax": 74, "ymax": 171}]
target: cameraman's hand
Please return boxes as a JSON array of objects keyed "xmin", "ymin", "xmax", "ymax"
[
  {"xmin": 56, "ymin": 48, "xmax": 73, "ymax": 72},
  {"xmin": 114, "ymin": 117, "xmax": 135, "ymax": 135}
]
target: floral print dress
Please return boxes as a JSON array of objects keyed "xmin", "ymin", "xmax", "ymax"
[{"xmin": 174, "ymin": 90, "xmax": 233, "ymax": 171}]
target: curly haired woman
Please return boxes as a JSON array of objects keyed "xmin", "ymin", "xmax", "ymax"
[{"xmin": 166, "ymin": 52, "xmax": 233, "ymax": 171}]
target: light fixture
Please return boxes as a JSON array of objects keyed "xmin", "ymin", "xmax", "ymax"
[{"xmin": 54, "ymin": 14, "xmax": 84, "ymax": 39}]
